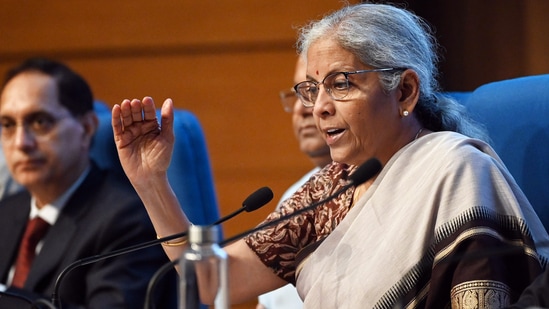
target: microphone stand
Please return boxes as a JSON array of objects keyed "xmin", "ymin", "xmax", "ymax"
[
  {"xmin": 144, "ymin": 259, "xmax": 179, "ymax": 309},
  {"xmin": 220, "ymin": 181, "xmax": 356, "ymax": 247},
  {"xmin": 142, "ymin": 180, "xmax": 356, "ymax": 309},
  {"xmin": 143, "ymin": 183, "xmax": 356, "ymax": 308},
  {"xmin": 51, "ymin": 187, "xmax": 274, "ymax": 308},
  {"xmin": 144, "ymin": 158, "xmax": 383, "ymax": 308},
  {"xmin": 50, "ymin": 230, "xmax": 191, "ymax": 307},
  {"xmin": 220, "ymin": 158, "xmax": 382, "ymax": 246}
]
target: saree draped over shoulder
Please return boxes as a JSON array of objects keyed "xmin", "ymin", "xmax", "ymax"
[{"xmin": 245, "ymin": 132, "xmax": 549, "ymax": 309}]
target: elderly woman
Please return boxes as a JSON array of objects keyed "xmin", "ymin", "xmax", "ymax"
[{"xmin": 112, "ymin": 3, "xmax": 549, "ymax": 309}]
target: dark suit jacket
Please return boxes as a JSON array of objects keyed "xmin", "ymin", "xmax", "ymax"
[{"xmin": 0, "ymin": 162, "xmax": 177, "ymax": 308}]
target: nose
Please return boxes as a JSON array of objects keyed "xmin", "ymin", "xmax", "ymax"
[
  {"xmin": 12, "ymin": 125, "xmax": 36, "ymax": 150},
  {"xmin": 313, "ymin": 87, "xmax": 335, "ymax": 117}
]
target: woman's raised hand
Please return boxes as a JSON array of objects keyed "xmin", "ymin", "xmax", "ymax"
[{"xmin": 111, "ymin": 96, "xmax": 175, "ymax": 186}]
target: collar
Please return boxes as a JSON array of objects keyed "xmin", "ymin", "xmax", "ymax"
[{"xmin": 29, "ymin": 166, "xmax": 91, "ymax": 225}]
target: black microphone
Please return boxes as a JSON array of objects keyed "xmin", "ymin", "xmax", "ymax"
[
  {"xmin": 208, "ymin": 186, "xmax": 273, "ymax": 227},
  {"xmin": 50, "ymin": 186, "xmax": 273, "ymax": 308},
  {"xmin": 144, "ymin": 158, "xmax": 382, "ymax": 309},
  {"xmin": 220, "ymin": 157, "xmax": 382, "ymax": 246}
]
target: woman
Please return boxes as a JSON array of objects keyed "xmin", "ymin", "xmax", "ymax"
[{"xmin": 112, "ymin": 3, "xmax": 549, "ymax": 308}]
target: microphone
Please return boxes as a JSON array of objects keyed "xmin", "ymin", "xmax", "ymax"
[
  {"xmin": 220, "ymin": 157, "xmax": 382, "ymax": 246},
  {"xmin": 50, "ymin": 186, "xmax": 273, "ymax": 308},
  {"xmin": 145, "ymin": 158, "xmax": 382, "ymax": 309},
  {"xmin": 144, "ymin": 158, "xmax": 382, "ymax": 309},
  {"xmin": 208, "ymin": 186, "xmax": 273, "ymax": 227}
]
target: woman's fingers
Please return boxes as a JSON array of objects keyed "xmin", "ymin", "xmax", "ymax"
[
  {"xmin": 142, "ymin": 97, "xmax": 158, "ymax": 122},
  {"xmin": 111, "ymin": 104, "xmax": 122, "ymax": 137},
  {"xmin": 119, "ymin": 99, "xmax": 135, "ymax": 128},
  {"xmin": 113, "ymin": 97, "xmax": 164, "ymax": 141},
  {"xmin": 130, "ymin": 98, "xmax": 144, "ymax": 122}
]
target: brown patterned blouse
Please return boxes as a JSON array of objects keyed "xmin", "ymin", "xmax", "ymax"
[{"xmin": 244, "ymin": 162, "xmax": 356, "ymax": 284}]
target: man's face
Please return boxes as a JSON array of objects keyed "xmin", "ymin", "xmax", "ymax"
[{"xmin": 0, "ymin": 71, "xmax": 90, "ymax": 192}]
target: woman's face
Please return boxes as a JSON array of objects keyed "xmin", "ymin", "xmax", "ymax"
[{"xmin": 307, "ymin": 39, "xmax": 409, "ymax": 166}]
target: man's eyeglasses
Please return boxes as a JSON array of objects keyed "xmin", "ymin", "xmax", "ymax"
[
  {"xmin": 0, "ymin": 113, "xmax": 69, "ymax": 140},
  {"xmin": 279, "ymin": 88, "xmax": 297, "ymax": 113},
  {"xmin": 293, "ymin": 67, "xmax": 406, "ymax": 107}
]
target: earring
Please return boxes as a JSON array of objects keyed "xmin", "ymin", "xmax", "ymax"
[{"xmin": 402, "ymin": 110, "xmax": 409, "ymax": 117}]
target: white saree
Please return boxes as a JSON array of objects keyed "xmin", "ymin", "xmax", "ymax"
[{"xmin": 295, "ymin": 132, "xmax": 549, "ymax": 309}]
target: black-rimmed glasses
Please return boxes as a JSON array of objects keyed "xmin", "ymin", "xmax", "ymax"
[{"xmin": 293, "ymin": 67, "xmax": 406, "ymax": 107}]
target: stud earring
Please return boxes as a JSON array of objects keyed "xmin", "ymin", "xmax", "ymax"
[{"xmin": 402, "ymin": 110, "xmax": 409, "ymax": 117}]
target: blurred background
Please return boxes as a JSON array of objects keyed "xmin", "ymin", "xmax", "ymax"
[{"xmin": 1, "ymin": 1, "xmax": 548, "ymax": 308}]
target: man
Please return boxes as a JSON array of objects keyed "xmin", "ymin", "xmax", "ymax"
[
  {"xmin": 257, "ymin": 55, "xmax": 332, "ymax": 309},
  {"xmin": 0, "ymin": 58, "xmax": 176, "ymax": 308}
]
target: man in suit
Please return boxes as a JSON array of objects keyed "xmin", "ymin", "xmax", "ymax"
[{"xmin": 0, "ymin": 58, "xmax": 176, "ymax": 308}]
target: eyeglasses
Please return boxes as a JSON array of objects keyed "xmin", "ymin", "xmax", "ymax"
[
  {"xmin": 293, "ymin": 67, "xmax": 406, "ymax": 107},
  {"xmin": 0, "ymin": 112, "xmax": 69, "ymax": 140},
  {"xmin": 279, "ymin": 88, "xmax": 297, "ymax": 113}
]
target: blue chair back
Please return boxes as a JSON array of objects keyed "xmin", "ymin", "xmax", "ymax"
[
  {"xmin": 89, "ymin": 101, "xmax": 221, "ymax": 227},
  {"xmin": 453, "ymin": 75, "xmax": 549, "ymax": 231}
]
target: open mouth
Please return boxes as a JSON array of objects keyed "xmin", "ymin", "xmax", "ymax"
[{"xmin": 326, "ymin": 128, "xmax": 345, "ymax": 136}]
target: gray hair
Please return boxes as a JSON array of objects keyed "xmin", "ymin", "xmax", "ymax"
[{"xmin": 296, "ymin": 3, "xmax": 489, "ymax": 142}]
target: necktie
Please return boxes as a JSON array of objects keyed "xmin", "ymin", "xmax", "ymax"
[{"xmin": 11, "ymin": 217, "xmax": 50, "ymax": 288}]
